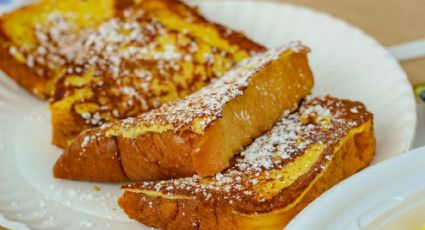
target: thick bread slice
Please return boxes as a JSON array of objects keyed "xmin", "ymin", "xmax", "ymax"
[
  {"xmin": 53, "ymin": 42, "xmax": 314, "ymax": 182},
  {"xmin": 0, "ymin": 0, "xmax": 122, "ymax": 98},
  {"xmin": 49, "ymin": 0, "xmax": 265, "ymax": 148},
  {"xmin": 118, "ymin": 96, "xmax": 376, "ymax": 230}
]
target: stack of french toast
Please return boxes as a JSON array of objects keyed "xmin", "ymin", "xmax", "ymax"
[{"xmin": 0, "ymin": 0, "xmax": 376, "ymax": 229}]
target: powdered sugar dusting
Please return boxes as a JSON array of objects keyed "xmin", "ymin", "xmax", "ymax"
[
  {"xmin": 108, "ymin": 43, "xmax": 306, "ymax": 136},
  {"xmin": 8, "ymin": 3, "xmax": 264, "ymax": 128},
  {"xmin": 9, "ymin": 11, "xmax": 93, "ymax": 78},
  {"xmin": 124, "ymin": 96, "xmax": 372, "ymax": 206},
  {"xmin": 42, "ymin": 5, "xmax": 264, "ymax": 128}
]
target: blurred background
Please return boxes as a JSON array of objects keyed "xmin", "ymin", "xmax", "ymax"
[{"xmin": 277, "ymin": 0, "xmax": 425, "ymax": 84}]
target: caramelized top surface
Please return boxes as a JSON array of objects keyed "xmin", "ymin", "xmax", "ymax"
[
  {"xmin": 101, "ymin": 42, "xmax": 307, "ymax": 138},
  {"xmin": 2, "ymin": 0, "xmax": 263, "ymax": 108},
  {"xmin": 2, "ymin": 0, "xmax": 117, "ymax": 83},
  {"xmin": 49, "ymin": 0, "xmax": 264, "ymax": 126},
  {"xmin": 123, "ymin": 96, "xmax": 373, "ymax": 213}
]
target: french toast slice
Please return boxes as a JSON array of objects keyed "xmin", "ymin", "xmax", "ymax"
[
  {"xmin": 118, "ymin": 96, "xmax": 376, "ymax": 230},
  {"xmin": 49, "ymin": 0, "xmax": 265, "ymax": 147},
  {"xmin": 0, "ymin": 0, "xmax": 123, "ymax": 98},
  {"xmin": 53, "ymin": 43, "xmax": 314, "ymax": 182}
]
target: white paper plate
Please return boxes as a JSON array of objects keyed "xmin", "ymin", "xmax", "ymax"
[
  {"xmin": 0, "ymin": 0, "xmax": 416, "ymax": 229},
  {"xmin": 286, "ymin": 146, "xmax": 425, "ymax": 230}
]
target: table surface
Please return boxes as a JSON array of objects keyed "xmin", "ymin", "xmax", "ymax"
[
  {"xmin": 277, "ymin": 0, "xmax": 425, "ymax": 84},
  {"xmin": 1, "ymin": 0, "xmax": 424, "ymax": 229}
]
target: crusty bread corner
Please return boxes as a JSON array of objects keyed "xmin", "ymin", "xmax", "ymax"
[
  {"xmin": 54, "ymin": 129, "xmax": 128, "ymax": 182},
  {"xmin": 0, "ymin": 0, "xmax": 121, "ymax": 99},
  {"xmin": 0, "ymin": 28, "xmax": 49, "ymax": 99},
  {"xmin": 117, "ymin": 97, "xmax": 376, "ymax": 230},
  {"xmin": 54, "ymin": 44, "xmax": 314, "ymax": 182}
]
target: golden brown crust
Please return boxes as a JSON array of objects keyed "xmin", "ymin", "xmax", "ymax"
[
  {"xmin": 119, "ymin": 127, "xmax": 375, "ymax": 230},
  {"xmin": 53, "ymin": 129, "xmax": 128, "ymax": 182},
  {"xmin": 54, "ymin": 45, "xmax": 314, "ymax": 182},
  {"xmin": 0, "ymin": 0, "xmax": 263, "ymax": 102},
  {"xmin": 0, "ymin": 27, "xmax": 48, "ymax": 99},
  {"xmin": 117, "ymin": 130, "xmax": 198, "ymax": 179},
  {"xmin": 0, "ymin": 0, "xmax": 122, "ymax": 99},
  {"xmin": 144, "ymin": 0, "xmax": 264, "ymax": 51},
  {"xmin": 0, "ymin": 0, "xmax": 264, "ymax": 147},
  {"xmin": 148, "ymin": 0, "xmax": 265, "ymax": 52},
  {"xmin": 50, "ymin": 0, "xmax": 265, "ymax": 148},
  {"xmin": 118, "ymin": 97, "xmax": 376, "ymax": 229}
]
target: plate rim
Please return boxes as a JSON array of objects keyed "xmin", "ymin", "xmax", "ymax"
[{"xmin": 0, "ymin": 0, "xmax": 417, "ymax": 229}]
